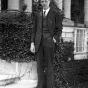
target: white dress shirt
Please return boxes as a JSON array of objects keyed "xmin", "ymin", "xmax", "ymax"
[{"xmin": 43, "ymin": 8, "xmax": 50, "ymax": 16}]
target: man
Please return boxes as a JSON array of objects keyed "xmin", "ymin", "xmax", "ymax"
[{"xmin": 30, "ymin": 0, "xmax": 62, "ymax": 88}]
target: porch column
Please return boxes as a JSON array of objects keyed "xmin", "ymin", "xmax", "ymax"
[
  {"xmin": 0, "ymin": 0, "xmax": 1, "ymax": 12},
  {"xmin": 63, "ymin": 0, "xmax": 71, "ymax": 19},
  {"xmin": 24, "ymin": 0, "xmax": 32, "ymax": 13},
  {"xmin": 8, "ymin": 0, "xmax": 20, "ymax": 11},
  {"xmin": 84, "ymin": 0, "xmax": 88, "ymax": 26},
  {"xmin": 54, "ymin": 0, "xmax": 63, "ymax": 10}
]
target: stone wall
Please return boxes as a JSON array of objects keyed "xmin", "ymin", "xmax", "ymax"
[{"xmin": 0, "ymin": 59, "xmax": 37, "ymax": 81}]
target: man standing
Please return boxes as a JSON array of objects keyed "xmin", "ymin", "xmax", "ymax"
[{"xmin": 30, "ymin": 0, "xmax": 62, "ymax": 88}]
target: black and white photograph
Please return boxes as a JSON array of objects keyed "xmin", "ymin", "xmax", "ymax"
[{"xmin": 0, "ymin": 0, "xmax": 88, "ymax": 88}]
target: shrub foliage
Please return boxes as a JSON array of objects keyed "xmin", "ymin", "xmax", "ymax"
[
  {"xmin": 54, "ymin": 40, "xmax": 74, "ymax": 88},
  {"xmin": 0, "ymin": 12, "xmax": 34, "ymax": 62}
]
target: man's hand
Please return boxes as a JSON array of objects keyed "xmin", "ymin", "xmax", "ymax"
[
  {"xmin": 53, "ymin": 37, "xmax": 56, "ymax": 43},
  {"xmin": 30, "ymin": 42, "xmax": 35, "ymax": 53}
]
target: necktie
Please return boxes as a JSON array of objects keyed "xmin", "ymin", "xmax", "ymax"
[{"xmin": 43, "ymin": 11, "xmax": 46, "ymax": 17}]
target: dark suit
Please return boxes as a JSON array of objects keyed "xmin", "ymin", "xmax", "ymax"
[{"xmin": 31, "ymin": 7, "xmax": 62, "ymax": 88}]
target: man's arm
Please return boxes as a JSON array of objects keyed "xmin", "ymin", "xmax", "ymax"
[
  {"xmin": 54, "ymin": 11, "xmax": 62, "ymax": 43},
  {"xmin": 30, "ymin": 12, "xmax": 37, "ymax": 53},
  {"xmin": 31, "ymin": 12, "xmax": 37, "ymax": 43}
]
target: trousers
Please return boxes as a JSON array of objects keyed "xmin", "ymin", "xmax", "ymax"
[{"xmin": 35, "ymin": 36, "xmax": 55, "ymax": 88}]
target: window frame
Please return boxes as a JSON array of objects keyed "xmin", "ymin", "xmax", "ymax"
[{"xmin": 74, "ymin": 28, "xmax": 87, "ymax": 53}]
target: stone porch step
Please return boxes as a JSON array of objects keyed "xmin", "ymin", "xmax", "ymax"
[{"xmin": 0, "ymin": 80, "xmax": 37, "ymax": 88}]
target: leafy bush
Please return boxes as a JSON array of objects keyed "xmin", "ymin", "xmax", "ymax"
[
  {"xmin": 55, "ymin": 40, "xmax": 74, "ymax": 62},
  {"xmin": 0, "ymin": 12, "xmax": 34, "ymax": 62},
  {"xmin": 53, "ymin": 40, "xmax": 74, "ymax": 88}
]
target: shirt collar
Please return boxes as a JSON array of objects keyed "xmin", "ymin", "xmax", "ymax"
[{"xmin": 43, "ymin": 7, "xmax": 50, "ymax": 16}]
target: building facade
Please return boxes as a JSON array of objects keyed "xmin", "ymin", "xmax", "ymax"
[{"xmin": 0, "ymin": 0, "xmax": 88, "ymax": 60}]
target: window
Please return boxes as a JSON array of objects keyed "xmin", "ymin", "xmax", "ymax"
[
  {"xmin": 76, "ymin": 29, "xmax": 85, "ymax": 52},
  {"xmin": 71, "ymin": 0, "xmax": 84, "ymax": 24},
  {"xmin": 1, "ymin": 0, "xmax": 8, "ymax": 11}
]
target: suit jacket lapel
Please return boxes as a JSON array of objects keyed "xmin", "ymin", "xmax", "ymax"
[
  {"xmin": 38, "ymin": 11, "xmax": 43, "ymax": 34},
  {"xmin": 47, "ymin": 8, "xmax": 53, "ymax": 31}
]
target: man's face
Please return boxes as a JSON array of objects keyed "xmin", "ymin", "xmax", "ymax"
[{"xmin": 40, "ymin": 0, "xmax": 50, "ymax": 10}]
